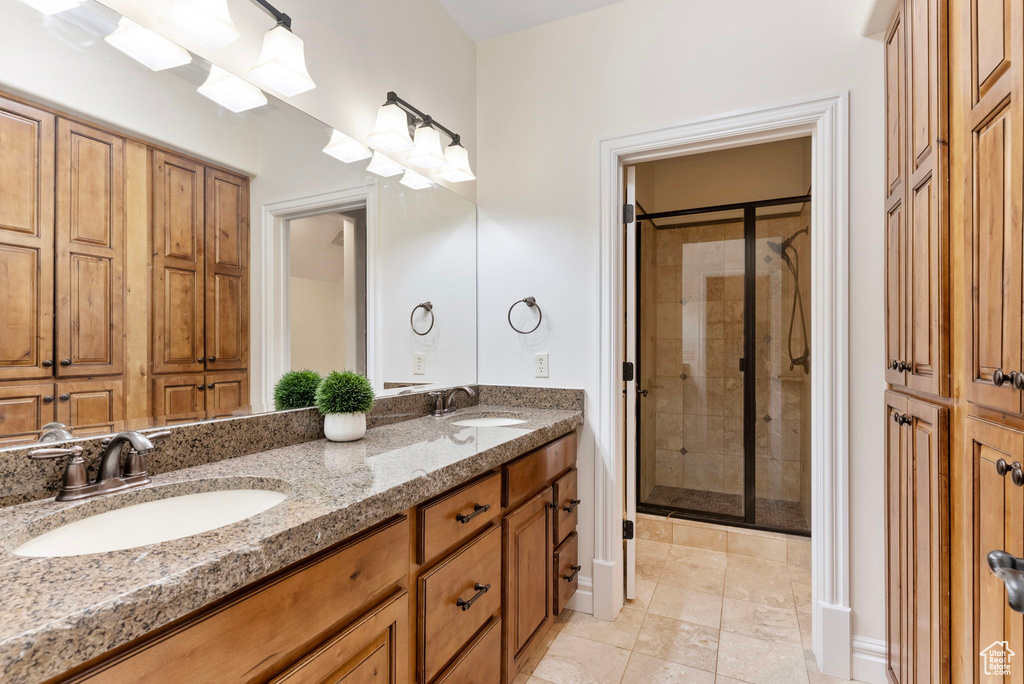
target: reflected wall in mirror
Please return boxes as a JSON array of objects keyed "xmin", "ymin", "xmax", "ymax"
[{"xmin": 0, "ymin": 0, "xmax": 477, "ymax": 447}]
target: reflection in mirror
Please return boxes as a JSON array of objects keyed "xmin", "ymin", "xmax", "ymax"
[{"xmin": 0, "ymin": 0, "xmax": 477, "ymax": 448}]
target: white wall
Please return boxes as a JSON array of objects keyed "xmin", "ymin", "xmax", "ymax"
[
  {"xmin": 475, "ymin": 0, "xmax": 885, "ymax": 671},
  {"xmin": 289, "ymin": 276, "xmax": 346, "ymax": 376}
]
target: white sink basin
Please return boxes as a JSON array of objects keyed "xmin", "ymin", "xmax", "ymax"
[
  {"xmin": 14, "ymin": 489, "xmax": 288, "ymax": 558},
  {"xmin": 450, "ymin": 416, "xmax": 528, "ymax": 427}
]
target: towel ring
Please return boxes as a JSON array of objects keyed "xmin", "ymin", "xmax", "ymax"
[
  {"xmin": 410, "ymin": 302, "xmax": 434, "ymax": 336},
  {"xmin": 508, "ymin": 297, "xmax": 542, "ymax": 334}
]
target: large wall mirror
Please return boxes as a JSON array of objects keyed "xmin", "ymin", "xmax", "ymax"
[{"xmin": 0, "ymin": 0, "xmax": 477, "ymax": 447}]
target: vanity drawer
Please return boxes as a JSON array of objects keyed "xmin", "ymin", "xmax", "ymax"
[
  {"xmin": 554, "ymin": 532, "xmax": 580, "ymax": 616},
  {"xmin": 69, "ymin": 516, "xmax": 409, "ymax": 683},
  {"xmin": 434, "ymin": 617, "xmax": 502, "ymax": 684},
  {"xmin": 503, "ymin": 431, "xmax": 577, "ymax": 507},
  {"xmin": 552, "ymin": 468, "xmax": 579, "ymax": 546},
  {"xmin": 419, "ymin": 525, "xmax": 501, "ymax": 683},
  {"xmin": 418, "ymin": 472, "xmax": 500, "ymax": 564}
]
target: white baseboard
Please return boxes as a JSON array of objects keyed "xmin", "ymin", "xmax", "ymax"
[
  {"xmin": 565, "ymin": 576, "xmax": 593, "ymax": 614},
  {"xmin": 591, "ymin": 558, "xmax": 621, "ymax": 620},
  {"xmin": 816, "ymin": 602, "xmax": 851, "ymax": 678},
  {"xmin": 851, "ymin": 635, "xmax": 887, "ymax": 684}
]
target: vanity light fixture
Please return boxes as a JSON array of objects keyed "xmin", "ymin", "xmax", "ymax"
[
  {"xmin": 399, "ymin": 169, "xmax": 434, "ymax": 190},
  {"xmin": 367, "ymin": 103, "xmax": 415, "ymax": 153},
  {"xmin": 373, "ymin": 92, "xmax": 475, "ymax": 182},
  {"xmin": 323, "ymin": 130, "xmax": 372, "ymax": 163},
  {"xmin": 246, "ymin": 0, "xmax": 315, "ymax": 96},
  {"xmin": 366, "ymin": 151, "xmax": 406, "ymax": 178},
  {"xmin": 439, "ymin": 142, "xmax": 476, "ymax": 183},
  {"xmin": 198, "ymin": 65, "xmax": 267, "ymax": 113},
  {"xmin": 407, "ymin": 123, "xmax": 447, "ymax": 169},
  {"xmin": 16, "ymin": 0, "xmax": 82, "ymax": 15},
  {"xmin": 159, "ymin": 0, "xmax": 241, "ymax": 51},
  {"xmin": 104, "ymin": 17, "xmax": 192, "ymax": 72}
]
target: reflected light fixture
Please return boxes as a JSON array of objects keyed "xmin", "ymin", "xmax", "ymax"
[
  {"xmin": 439, "ymin": 142, "xmax": 476, "ymax": 183},
  {"xmin": 367, "ymin": 103, "xmax": 414, "ymax": 153},
  {"xmin": 248, "ymin": 24, "xmax": 316, "ymax": 96},
  {"xmin": 366, "ymin": 152, "xmax": 406, "ymax": 178},
  {"xmin": 399, "ymin": 169, "xmax": 434, "ymax": 190},
  {"xmin": 198, "ymin": 65, "xmax": 267, "ymax": 113},
  {"xmin": 323, "ymin": 129, "xmax": 372, "ymax": 164},
  {"xmin": 104, "ymin": 17, "xmax": 192, "ymax": 72},
  {"xmin": 407, "ymin": 123, "xmax": 446, "ymax": 169},
  {"xmin": 159, "ymin": 0, "xmax": 241, "ymax": 51},
  {"xmin": 16, "ymin": 0, "xmax": 82, "ymax": 15}
]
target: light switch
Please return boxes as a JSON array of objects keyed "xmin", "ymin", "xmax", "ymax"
[
  {"xmin": 535, "ymin": 353, "xmax": 549, "ymax": 378},
  {"xmin": 413, "ymin": 353, "xmax": 426, "ymax": 375}
]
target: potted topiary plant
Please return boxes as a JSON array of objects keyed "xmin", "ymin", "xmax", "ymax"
[
  {"xmin": 315, "ymin": 371, "xmax": 375, "ymax": 441},
  {"xmin": 273, "ymin": 370, "xmax": 322, "ymax": 411}
]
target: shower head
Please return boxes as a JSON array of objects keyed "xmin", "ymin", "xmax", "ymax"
[{"xmin": 768, "ymin": 226, "xmax": 809, "ymax": 256}]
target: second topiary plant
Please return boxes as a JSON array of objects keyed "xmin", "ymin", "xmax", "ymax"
[
  {"xmin": 315, "ymin": 371, "xmax": 375, "ymax": 442},
  {"xmin": 273, "ymin": 369, "xmax": 322, "ymax": 411}
]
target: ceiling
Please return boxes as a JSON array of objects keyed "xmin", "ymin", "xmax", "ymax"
[{"xmin": 437, "ymin": 0, "xmax": 626, "ymax": 42}]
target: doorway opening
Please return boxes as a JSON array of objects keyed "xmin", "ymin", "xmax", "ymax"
[{"xmin": 631, "ymin": 139, "xmax": 812, "ymax": 536}]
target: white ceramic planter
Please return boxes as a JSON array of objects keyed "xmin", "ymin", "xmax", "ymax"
[{"xmin": 324, "ymin": 412, "xmax": 366, "ymax": 442}]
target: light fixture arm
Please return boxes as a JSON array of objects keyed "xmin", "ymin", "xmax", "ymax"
[
  {"xmin": 385, "ymin": 91, "xmax": 462, "ymax": 146},
  {"xmin": 248, "ymin": 0, "xmax": 291, "ymax": 30}
]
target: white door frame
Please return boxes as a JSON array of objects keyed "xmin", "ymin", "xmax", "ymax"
[
  {"xmin": 596, "ymin": 94, "xmax": 851, "ymax": 678},
  {"xmin": 253, "ymin": 185, "xmax": 379, "ymax": 409}
]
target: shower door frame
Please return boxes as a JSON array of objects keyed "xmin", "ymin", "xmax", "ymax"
[{"xmin": 634, "ymin": 194, "xmax": 812, "ymax": 536}]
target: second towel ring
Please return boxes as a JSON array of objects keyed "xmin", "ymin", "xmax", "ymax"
[
  {"xmin": 411, "ymin": 302, "xmax": 434, "ymax": 336},
  {"xmin": 508, "ymin": 297, "xmax": 542, "ymax": 334}
]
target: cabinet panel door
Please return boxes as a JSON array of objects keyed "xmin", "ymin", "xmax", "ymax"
[
  {"xmin": 967, "ymin": 418, "xmax": 1024, "ymax": 682},
  {"xmin": 152, "ymin": 151, "xmax": 204, "ymax": 375},
  {"xmin": 886, "ymin": 6, "xmax": 906, "ymax": 198},
  {"xmin": 205, "ymin": 371, "xmax": 249, "ymax": 419},
  {"xmin": 0, "ymin": 96, "xmax": 54, "ymax": 381},
  {"xmin": 885, "ymin": 391, "xmax": 909, "ymax": 683},
  {"xmin": 56, "ymin": 379, "xmax": 124, "ymax": 437},
  {"xmin": 56, "ymin": 119, "xmax": 124, "ymax": 378},
  {"xmin": 886, "ymin": 200, "xmax": 907, "ymax": 386},
  {"xmin": 152, "ymin": 373, "xmax": 205, "ymax": 425},
  {"xmin": 204, "ymin": 168, "xmax": 248, "ymax": 372},
  {"xmin": 0, "ymin": 384, "xmax": 55, "ymax": 446},
  {"xmin": 503, "ymin": 488, "xmax": 552, "ymax": 681}
]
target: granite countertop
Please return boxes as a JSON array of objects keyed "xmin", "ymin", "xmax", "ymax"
[{"xmin": 0, "ymin": 404, "xmax": 583, "ymax": 683}]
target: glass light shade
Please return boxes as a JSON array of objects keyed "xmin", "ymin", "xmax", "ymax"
[
  {"xmin": 159, "ymin": 0, "xmax": 240, "ymax": 51},
  {"xmin": 366, "ymin": 152, "xmax": 406, "ymax": 178},
  {"xmin": 323, "ymin": 130, "xmax": 372, "ymax": 163},
  {"xmin": 198, "ymin": 66, "xmax": 267, "ymax": 113},
  {"xmin": 105, "ymin": 17, "xmax": 191, "ymax": 72},
  {"xmin": 16, "ymin": 0, "xmax": 82, "ymax": 15},
  {"xmin": 399, "ymin": 169, "xmax": 434, "ymax": 190},
  {"xmin": 406, "ymin": 125, "xmax": 446, "ymax": 168},
  {"xmin": 248, "ymin": 26, "xmax": 316, "ymax": 96},
  {"xmin": 366, "ymin": 103, "xmax": 413, "ymax": 153},
  {"xmin": 439, "ymin": 143, "xmax": 476, "ymax": 183}
]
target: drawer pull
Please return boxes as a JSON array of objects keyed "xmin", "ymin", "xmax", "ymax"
[
  {"xmin": 892, "ymin": 412, "xmax": 911, "ymax": 426},
  {"xmin": 563, "ymin": 565, "xmax": 582, "ymax": 583},
  {"xmin": 995, "ymin": 459, "xmax": 1024, "ymax": 486},
  {"xmin": 989, "ymin": 550, "xmax": 1024, "ymax": 613},
  {"xmin": 456, "ymin": 582, "xmax": 490, "ymax": 611},
  {"xmin": 455, "ymin": 503, "xmax": 490, "ymax": 524},
  {"xmin": 562, "ymin": 499, "xmax": 581, "ymax": 514}
]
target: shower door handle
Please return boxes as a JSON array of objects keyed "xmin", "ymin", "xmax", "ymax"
[
  {"xmin": 638, "ymin": 389, "xmax": 648, "ymax": 397},
  {"xmin": 739, "ymin": 358, "xmax": 745, "ymax": 372}
]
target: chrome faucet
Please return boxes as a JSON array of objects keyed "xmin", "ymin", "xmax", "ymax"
[
  {"xmin": 429, "ymin": 386, "xmax": 477, "ymax": 417},
  {"xmin": 28, "ymin": 430, "xmax": 171, "ymax": 501},
  {"xmin": 38, "ymin": 422, "xmax": 74, "ymax": 443}
]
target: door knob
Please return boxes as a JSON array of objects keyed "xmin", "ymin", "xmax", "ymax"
[
  {"xmin": 60, "ymin": 359, "xmax": 71, "ymax": 367},
  {"xmin": 988, "ymin": 550, "xmax": 1024, "ymax": 613}
]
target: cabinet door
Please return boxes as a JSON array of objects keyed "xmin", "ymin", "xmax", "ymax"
[
  {"xmin": 0, "ymin": 384, "xmax": 55, "ymax": 446},
  {"xmin": 55, "ymin": 118, "xmax": 124, "ymax": 378},
  {"xmin": 885, "ymin": 391, "xmax": 909, "ymax": 683},
  {"xmin": 964, "ymin": 0, "xmax": 1023, "ymax": 413},
  {"xmin": 0, "ymin": 96, "xmax": 54, "ymax": 381},
  {"xmin": 152, "ymin": 151, "xmax": 205, "ymax": 375},
  {"xmin": 56, "ymin": 379, "xmax": 124, "ymax": 437},
  {"xmin": 967, "ymin": 418, "xmax": 1024, "ymax": 682},
  {"xmin": 205, "ymin": 371, "xmax": 249, "ymax": 419},
  {"xmin": 886, "ymin": 200, "xmax": 907, "ymax": 387},
  {"xmin": 503, "ymin": 487, "xmax": 552, "ymax": 681},
  {"xmin": 204, "ymin": 168, "xmax": 248, "ymax": 372},
  {"xmin": 885, "ymin": 6, "xmax": 908, "ymax": 387},
  {"xmin": 903, "ymin": 0, "xmax": 948, "ymax": 396},
  {"xmin": 152, "ymin": 373, "xmax": 205, "ymax": 425}
]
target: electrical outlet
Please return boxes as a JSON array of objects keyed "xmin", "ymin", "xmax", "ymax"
[
  {"xmin": 535, "ymin": 353, "xmax": 549, "ymax": 378},
  {"xmin": 413, "ymin": 353, "xmax": 426, "ymax": 375}
]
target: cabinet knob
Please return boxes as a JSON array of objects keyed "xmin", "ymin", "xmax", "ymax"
[
  {"xmin": 43, "ymin": 395, "xmax": 54, "ymax": 404},
  {"xmin": 892, "ymin": 412, "xmax": 911, "ymax": 426},
  {"xmin": 208, "ymin": 356, "xmax": 216, "ymax": 362},
  {"xmin": 58, "ymin": 394, "xmax": 70, "ymax": 402},
  {"xmin": 197, "ymin": 357, "xmax": 204, "ymax": 363},
  {"xmin": 997, "ymin": 458, "xmax": 1011, "ymax": 477},
  {"xmin": 207, "ymin": 384, "xmax": 215, "ymax": 390},
  {"xmin": 197, "ymin": 385, "xmax": 205, "ymax": 391},
  {"xmin": 42, "ymin": 359, "xmax": 53, "ymax": 368},
  {"xmin": 890, "ymin": 359, "xmax": 900, "ymax": 371},
  {"xmin": 896, "ymin": 360, "xmax": 910, "ymax": 373},
  {"xmin": 59, "ymin": 359, "xmax": 71, "ymax": 367}
]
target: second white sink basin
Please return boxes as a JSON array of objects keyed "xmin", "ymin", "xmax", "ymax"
[
  {"xmin": 14, "ymin": 489, "xmax": 288, "ymax": 558},
  {"xmin": 450, "ymin": 416, "xmax": 528, "ymax": 427}
]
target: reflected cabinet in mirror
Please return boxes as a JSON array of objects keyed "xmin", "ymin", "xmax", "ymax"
[{"xmin": 0, "ymin": 0, "xmax": 477, "ymax": 447}]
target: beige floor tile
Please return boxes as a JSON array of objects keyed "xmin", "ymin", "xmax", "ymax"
[
  {"xmin": 727, "ymin": 532, "xmax": 788, "ymax": 562},
  {"xmin": 661, "ymin": 557, "xmax": 726, "ymax": 596},
  {"xmin": 673, "ymin": 523, "xmax": 728, "ymax": 552},
  {"xmin": 638, "ymin": 556, "xmax": 667, "ymax": 582},
  {"xmin": 520, "ymin": 627, "xmax": 560, "ymax": 675},
  {"xmin": 624, "ymin": 578, "xmax": 657, "ymax": 613},
  {"xmin": 720, "ymin": 598, "xmax": 801, "ymax": 645},
  {"xmin": 668, "ymin": 545, "xmax": 728, "ymax": 571},
  {"xmin": 638, "ymin": 539, "xmax": 675, "ymax": 562},
  {"xmin": 787, "ymin": 539, "xmax": 811, "ymax": 567},
  {"xmin": 725, "ymin": 554, "xmax": 790, "ymax": 579},
  {"xmin": 792, "ymin": 581, "xmax": 812, "ymax": 614},
  {"xmin": 633, "ymin": 613, "xmax": 720, "ymax": 673},
  {"xmin": 715, "ymin": 677, "xmax": 748, "ymax": 684},
  {"xmin": 797, "ymin": 610, "xmax": 813, "ymax": 650},
  {"xmin": 648, "ymin": 584, "xmax": 724, "ymax": 629},
  {"xmin": 640, "ymin": 517, "xmax": 675, "ymax": 543},
  {"xmin": 533, "ymin": 632, "xmax": 631, "ymax": 684},
  {"xmin": 561, "ymin": 607, "xmax": 645, "ymax": 649},
  {"xmin": 722, "ymin": 568, "xmax": 795, "ymax": 609},
  {"xmin": 716, "ymin": 632, "xmax": 808, "ymax": 683},
  {"xmin": 804, "ymin": 649, "xmax": 856, "ymax": 684},
  {"xmin": 789, "ymin": 564, "xmax": 811, "ymax": 585},
  {"xmin": 621, "ymin": 652, "xmax": 717, "ymax": 683}
]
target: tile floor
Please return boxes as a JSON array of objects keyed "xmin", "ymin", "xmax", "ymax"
[
  {"xmin": 514, "ymin": 515, "xmax": 858, "ymax": 684},
  {"xmin": 645, "ymin": 485, "xmax": 810, "ymax": 532}
]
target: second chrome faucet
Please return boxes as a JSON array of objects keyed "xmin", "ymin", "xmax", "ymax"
[{"xmin": 429, "ymin": 386, "xmax": 476, "ymax": 417}]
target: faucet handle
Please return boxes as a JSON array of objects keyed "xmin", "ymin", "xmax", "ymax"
[
  {"xmin": 28, "ymin": 445, "xmax": 84, "ymax": 460},
  {"xmin": 144, "ymin": 430, "xmax": 172, "ymax": 443}
]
